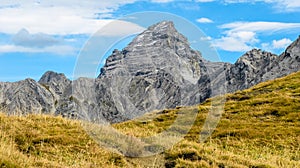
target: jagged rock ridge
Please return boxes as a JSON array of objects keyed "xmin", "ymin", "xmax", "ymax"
[{"xmin": 0, "ymin": 21, "xmax": 299, "ymax": 123}]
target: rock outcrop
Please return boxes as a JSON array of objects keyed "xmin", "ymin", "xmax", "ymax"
[
  {"xmin": 38, "ymin": 71, "xmax": 71, "ymax": 99},
  {"xmin": 225, "ymin": 36, "xmax": 300, "ymax": 93},
  {"xmin": 0, "ymin": 21, "xmax": 299, "ymax": 123},
  {"xmin": 0, "ymin": 78, "xmax": 55, "ymax": 115},
  {"xmin": 263, "ymin": 36, "xmax": 300, "ymax": 81},
  {"xmin": 225, "ymin": 49, "xmax": 277, "ymax": 92}
]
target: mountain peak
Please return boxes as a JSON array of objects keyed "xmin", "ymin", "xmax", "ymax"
[
  {"xmin": 125, "ymin": 20, "xmax": 189, "ymax": 50},
  {"xmin": 39, "ymin": 71, "xmax": 68, "ymax": 84},
  {"xmin": 284, "ymin": 35, "xmax": 300, "ymax": 57},
  {"xmin": 148, "ymin": 20, "xmax": 175, "ymax": 33},
  {"xmin": 38, "ymin": 71, "xmax": 71, "ymax": 98},
  {"xmin": 154, "ymin": 20, "xmax": 174, "ymax": 26},
  {"xmin": 100, "ymin": 20, "xmax": 199, "ymax": 78},
  {"xmin": 237, "ymin": 48, "xmax": 277, "ymax": 64}
]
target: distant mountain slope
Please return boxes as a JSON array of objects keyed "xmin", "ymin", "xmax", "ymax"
[
  {"xmin": 225, "ymin": 36, "xmax": 300, "ymax": 93},
  {"xmin": 0, "ymin": 21, "xmax": 299, "ymax": 123},
  {"xmin": 0, "ymin": 78, "xmax": 55, "ymax": 115},
  {"xmin": 1, "ymin": 69, "xmax": 299, "ymax": 168}
]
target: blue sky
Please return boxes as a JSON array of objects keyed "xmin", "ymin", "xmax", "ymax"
[{"xmin": 0, "ymin": 0, "xmax": 299, "ymax": 82}]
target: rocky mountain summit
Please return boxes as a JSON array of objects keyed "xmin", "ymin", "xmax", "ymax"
[
  {"xmin": 96, "ymin": 21, "xmax": 214, "ymax": 122},
  {"xmin": 0, "ymin": 21, "xmax": 299, "ymax": 123}
]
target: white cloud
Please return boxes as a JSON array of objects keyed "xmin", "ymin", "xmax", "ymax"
[
  {"xmin": 222, "ymin": 0, "xmax": 300, "ymax": 12},
  {"xmin": 150, "ymin": 0, "xmax": 216, "ymax": 2},
  {"xmin": 269, "ymin": 0, "xmax": 300, "ymax": 11},
  {"xmin": 214, "ymin": 31, "xmax": 258, "ymax": 52},
  {"xmin": 0, "ymin": 1, "xmax": 146, "ymax": 56},
  {"xmin": 95, "ymin": 20, "xmax": 145, "ymax": 36},
  {"xmin": 200, "ymin": 36, "xmax": 212, "ymax": 41},
  {"xmin": 198, "ymin": 0, "xmax": 300, "ymax": 11},
  {"xmin": 0, "ymin": 0, "xmax": 138, "ymax": 35},
  {"xmin": 0, "ymin": 0, "xmax": 136, "ymax": 11},
  {"xmin": 195, "ymin": 0, "xmax": 215, "ymax": 2},
  {"xmin": 220, "ymin": 21, "xmax": 300, "ymax": 34},
  {"xmin": 214, "ymin": 21, "xmax": 300, "ymax": 52},
  {"xmin": 272, "ymin": 38, "xmax": 292, "ymax": 48},
  {"xmin": 214, "ymin": 37, "xmax": 252, "ymax": 52},
  {"xmin": 0, "ymin": 44, "xmax": 76, "ymax": 55},
  {"xmin": 196, "ymin": 17, "xmax": 214, "ymax": 23},
  {"xmin": 223, "ymin": 0, "xmax": 254, "ymax": 3},
  {"xmin": 150, "ymin": 0, "xmax": 174, "ymax": 3},
  {"xmin": 12, "ymin": 29, "xmax": 60, "ymax": 48},
  {"xmin": 261, "ymin": 38, "xmax": 292, "ymax": 51}
]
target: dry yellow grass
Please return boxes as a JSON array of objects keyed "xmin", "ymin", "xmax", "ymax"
[
  {"xmin": 1, "ymin": 71, "xmax": 300, "ymax": 167},
  {"xmin": 116, "ymin": 71, "xmax": 300, "ymax": 167},
  {"xmin": 0, "ymin": 114, "xmax": 131, "ymax": 167}
]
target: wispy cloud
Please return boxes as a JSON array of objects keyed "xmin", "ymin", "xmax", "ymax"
[
  {"xmin": 220, "ymin": 21, "xmax": 300, "ymax": 34},
  {"xmin": 164, "ymin": 0, "xmax": 300, "ymax": 12},
  {"xmin": 196, "ymin": 17, "xmax": 214, "ymax": 23},
  {"xmin": 200, "ymin": 36, "xmax": 212, "ymax": 41},
  {"xmin": 94, "ymin": 20, "xmax": 145, "ymax": 37},
  {"xmin": 214, "ymin": 31, "xmax": 258, "ymax": 52},
  {"xmin": 0, "ymin": 44, "xmax": 76, "ymax": 55},
  {"xmin": 0, "ymin": 0, "xmax": 138, "ymax": 35},
  {"xmin": 151, "ymin": 0, "xmax": 215, "ymax": 3},
  {"xmin": 195, "ymin": 0, "xmax": 215, "ymax": 2},
  {"xmin": 268, "ymin": 0, "xmax": 300, "ymax": 12},
  {"xmin": 214, "ymin": 21, "xmax": 300, "ymax": 52},
  {"xmin": 150, "ymin": 0, "xmax": 174, "ymax": 3},
  {"xmin": 150, "ymin": 0, "xmax": 216, "ymax": 3},
  {"xmin": 222, "ymin": 0, "xmax": 300, "ymax": 12},
  {"xmin": 0, "ymin": 1, "xmax": 146, "ymax": 55}
]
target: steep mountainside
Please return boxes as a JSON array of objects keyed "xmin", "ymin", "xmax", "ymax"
[
  {"xmin": 95, "ymin": 21, "xmax": 216, "ymax": 122},
  {"xmin": 0, "ymin": 21, "xmax": 299, "ymax": 123}
]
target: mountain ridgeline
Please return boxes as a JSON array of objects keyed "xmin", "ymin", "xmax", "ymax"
[{"xmin": 0, "ymin": 21, "xmax": 299, "ymax": 123}]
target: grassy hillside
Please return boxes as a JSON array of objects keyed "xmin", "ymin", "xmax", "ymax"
[{"xmin": 1, "ymin": 71, "xmax": 300, "ymax": 167}]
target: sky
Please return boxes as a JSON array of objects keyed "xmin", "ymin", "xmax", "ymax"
[{"xmin": 0, "ymin": 0, "xmax": 299, "ymax": 82}]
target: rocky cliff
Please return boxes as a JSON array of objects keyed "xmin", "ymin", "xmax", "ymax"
[
  {"xmin": 225, "ymin": 49, "xmax": 277, "ymax": 92},
  {"xmin": 95, "ymin": 21, "xmax": 214, "ymax": 122},
  {"xmin": 0, "ymin": 78, "xmax": 55, "ymax": 115},
  {"xmin": 0, "ymin": 21, "xmax": 299, "ymax": 123},
  {"xmin": 225, "ymin": 36, "xmax": 300, "ymax": 92}
]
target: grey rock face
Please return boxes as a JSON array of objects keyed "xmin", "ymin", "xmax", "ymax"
[
  {"xmin": 0, "ymin": 78, "xmax": 55, "ymax": 115},
  {"xmin": 0, "ymin": 21, "xmax": 299, "ymax": 123},
  {"xmin": 263, "ymin": 36, "xmax": 300, "ymax": 81},
  {"xmin": 100, "ymin": 21, "xmax": 203, "ymax": 84},
  {"xmin": 225, "ymin": 36, "xmax": 300, "ymax": 93},
  {"xmin": 95, "ymin": 21, "xmax": 211, "ymax": 122},
  {"xmin": 226, "ymin": 49, "xmax": 278, "ymax": 93},
  {"xmin": 38, "ymin": 71, "xmax": 71, "ymax": 99}
]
